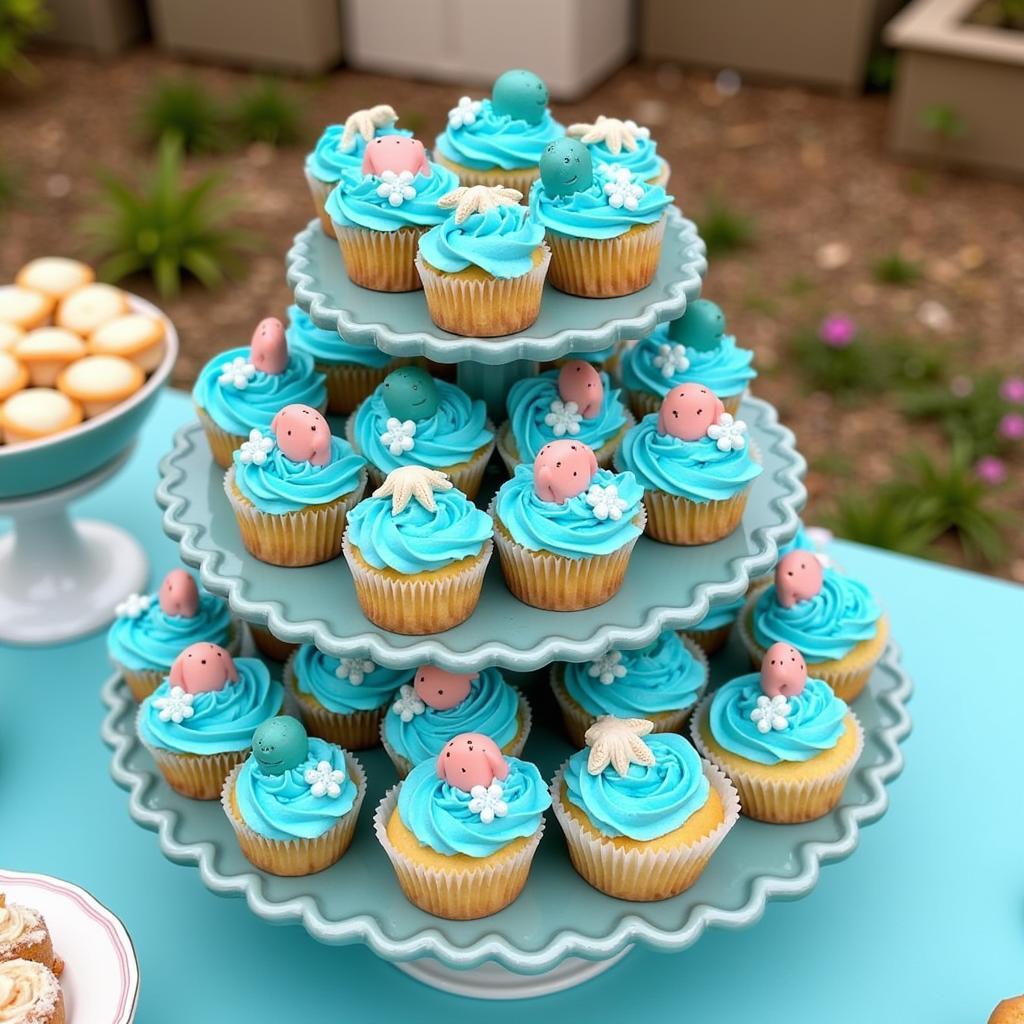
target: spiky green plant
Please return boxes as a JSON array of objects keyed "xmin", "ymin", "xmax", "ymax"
[
  {"xmin": 0, "ymin": 0, "xmax": 48, "ymax": 82},
  {"xmin": 872, "ymin": 252, "xmax": 922, "ymax": 286},
  {"xmin": 787, "ymin": 327, "xmax": 879, "ymax": 399},
  {"xmin": 696, "ymin": 197, "xmax": 756, "ymax": 256},
  {"xmin": 921, "ymin": 103, "xmax": 966, "ymax": 141},
  {"xmin": 900, "ymin": 372, "xmax": 1006, "ymax": 457},
  {"xmin": 879, "ymin": 334, "xmax": 947, "ymax": 388},
  {"xmin": 228, "ymin": 78, "xmax": 304, "ymax": 147},
  {"xmin": 139, "ymin": 79, "xmax": 223, "ymax": 153},
  {"xmin": 826, "ymin": 489, "xmax": 937, "ymax": 559}
]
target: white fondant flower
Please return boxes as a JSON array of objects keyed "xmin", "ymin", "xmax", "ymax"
[
  {"xmin": 335, "ymin": 657, "xmax": 375, "ymax": 685},
  {"xmin": 598, "ymin": 163, "xmax": 633, "ymax": 185},
  {"xmin": 750, "ymin": 694, "xmax": 792, "ymax": 733},
  {"xmin": 376, "ymin": 169, "xmax": 417, "ymax": 207},
  {"xmin": 603, "ymin": 175, "xmax": 645, "ymax": 212},
  {"xmin": 448, "ymin": 95, "xmax": 483, "ymax": 129},
  {"xmin": 652, "ymin": 342, "xmax": 690, "ymax": 379},
  {"xmin": 115, "ymin": 592, "xmax": 151, "ymax": 619},
  {"xmin": 391, "ymin": 684, "xmax": 425, "ymax": 722},
  {"xmin": 154, "ymin": 686, "xmax": 195, "ymax": 724},
  {"xmin": 706, "ymin": 412, "xmax": 748, "ymax": 452},
  {"xmin": 238, "ymin": 428, "xmax": 275, "ymax": 466},
  {"xmin": 468, "ymin": 780, "xmax": 508, "ymax": 824},
  {"xmin": 588, "ymin": 650, "xmax": 627, "ymax": 685},
  {"xmin": 544, "ymin": 398, "xmax": 582, "ymax": 437},
  {"xmin": 380, "ymin": 417, "xmax": 416, "ymax": 456},
  {"xmin": 218, "ymin": 356, "xmax": 256, "ymax": 390},
  {"xmin": 304, "ymin": 760, "xmax": 346, "ymax": 798},
  {"xmin": 585, "ymin": 483, "xmax": 629, "ymax": 522}
]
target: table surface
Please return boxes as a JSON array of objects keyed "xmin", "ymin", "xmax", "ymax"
[{"xmin": 2, "ymin": 389, "xmax": 1021, "ymax": 1022}]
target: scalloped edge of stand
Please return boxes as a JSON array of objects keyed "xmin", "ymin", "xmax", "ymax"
[{"xmin": 285, "ymin": 206, "xmax": 707, "ymax": 366}]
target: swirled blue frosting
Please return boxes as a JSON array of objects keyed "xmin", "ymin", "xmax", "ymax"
[
  {"xmin": 617, "ymin": 414, "xmax": 762, "ymax": 502},
  {"xmin": 495, "ymin": 465, "xmax": 644, "ymax": 559},
  {"xmin": 285, "ymin": 305, "xmax": 392, "ymax": 369},
  {"xmin": 232, "ymin": 435, "xmax": 365, "ymax": 515},
  {"xmin": 398, "ymin": 755, "xmax": 550, "ymax": 858},
  {"xmin": 418, "ymin": 204, "xmax": 545, "ymax": 279},
  {"xmin": 563, "ymin": 631, "xmax": 706, "ymax": 717},
  {"xmin": 690, "ymin": 595, "xmax": 746, "ymax": 633},
  {"xmin": 138, "ymin": 659, "xmax": 283, "ymax": 755},
  {"xmin": 291, "ymin": 643, "xmax": 414, "ymax": 713},
  {"xmin": 192, "ymin": 345, "xmax": 326, "ymax": 437},
  {"xmin": 384, "ymin": 668, "xmax": 521, "ymax": 765},
  {"xmin": 622, "ymin": 325, "xmax": 757, "ymax": 401},
  {"xmin": 589, "ymin": 139, "xmax": 663, "ymax": 182},
  {"xmin": 352, "ymin": 378, "xmax": 492, "ymax": 474},
  {"xmin": 235, "ymin": 737, "xmax": 358, "ymax": 841},
  {"xmin": 434, "ymin": 99, "xmax": 563, "ymax": 171},
  {"xmin": 346, "ymin": 488, "xmax": 493, "ymax": 575},
  {"xmin": 708, "ymin": 673, "xmax": 848, "ymax": 765},
  {"xmin": 305, "ymin": 122, "xmax": 412, "ymax": 183},
  {"xmin": 752, "ymin": 568, "xmax": 882, "ymax": 663},
  {"xmin": 564, "ymin": 733, "xmax": 709, "ymax": 841},
  {"xmin": 107, "ymin": 593, "xmax": 231, "ymax": 672},
  {"xmin": 505, "ymin": 369, "xmax": 627, "ymax": 463},
  {"xmin": 326, "ymin": 162, "xmax": 460, "ymax": 232},
  {"xmin": 528, "ymin": 171, "xmax": 671, "ymax": 240}
]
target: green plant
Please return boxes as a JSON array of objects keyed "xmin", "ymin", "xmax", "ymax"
[
  {"xmin": 826, "ymin": 489, "xmax": 936, "ymax": 559},
  {"xmin": 872, "ymin": 252, "xmax": 922, "ymax": 286},
  {"xmin": 787, "ymin": 327, "xmax": 879, "ymax": 398},
  {"xmin": 0, "ymin": 0, "xmax": 48, "ymax": 82},
  {"xmin": 865, "ymin": 49, "xmax": 897, "ymax": 92},
  {"xmin": 785, "ymin": 273, "xmax": 815, "ymax": 297},
  {"xmin": 900, "ymin": 371, "xmax": 1006, "ymax": 457},
  {"xmin": 696, "ymin": 197, "xmax": 755, "ymax": 256},
  {"xmin": 228, "ymin": 78, "xmax": 304, "ymax": 147},
  {"xmin": 921, "ymin": 103, "xmax": 966, "ymax": 141},
  {"xmin": 879, "ymin": 334, "xmax": 947, "ymax": 388},
  {"xmin": 140, "ymin": 79, "xmax": 223, "ymax": 153},
  {"xmin": 79, "ymin": 134, "xmax": 254, "ymax": 297}
]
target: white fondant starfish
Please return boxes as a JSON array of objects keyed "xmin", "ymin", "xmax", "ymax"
[
  {"xmin": 567, "ymin": 115, "xmax": 651, "ymax": 155},
  {"xmin": 438, "ymin": 185, "xmax": 522, "ymax": 225},
  {"xmin": 339, "ymin": 104, "xmax": 398, "ymax": 152},
  {"xmin": 584, "ymin": 716, "xmax": 656, "ymax": 777},
  {"xmin": 373, "ymin": 465, "xmax": 453, "ymax": 515}
]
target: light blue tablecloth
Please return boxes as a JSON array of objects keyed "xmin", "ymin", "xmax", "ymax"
[{"xmin": 2, "ymin": 389, "xmax": 1021, "ymax": 1021}]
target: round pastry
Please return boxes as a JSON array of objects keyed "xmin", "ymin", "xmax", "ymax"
[
  {"xmin": 0, "ymin": 286, "xmax": 53, "ymax": 331},
  {"xmin": 0, "ymin": 352, "xmax": 28, "ymax": 403},
  {"xmin": 224, "ymin": 403, "xmax": 367, "ymax": 567},
  {"xmin": 343, "ymin": 466, "xmax": 494, "ymax": 634},
  {"xmin": 990, "ymin": 997, "xmax": 1024, "ymax": 1024},
  {"xmin": 87, "ymin": 313, "xmax": 166, "ymax": 373},
  {"xmin": 56, "ymin": 354, "xmax": 144, "ymax": 417},
  {"xmin": 0, "ymin": 894, "xmax": 63, "ymax": 976},
  {"xmin": 551, "ymin": 717, "xmax": 738, "ymax": 900},
  {"xmin": 551, "ymin": 631, "xmax": 708, "ymax": 746},
  {"xmin": 0, "ymin": 388, "xmax": 82, "ymax": 445},
  {"xmin": 739, "ymin": 552, "xmax": 889, "ymax": 703},
  {"xmin": 622, "ymin": 300, "xmax": 756, "ymax": 419},
  {"xmin": 192, "ymin": 316, "xmax": 327, "ymax": 469},
  {"xmin": 0, "ymin": 323, "xmax": 24, "ymax": 353},
  {"xmin": 54, "ymin": 282, "xmax": 127, "ymax": 335},
  {"xmin": 13, "ymin": 329, "xmax": 86, "ymax": 388},
  {"xmin": 692, "ymin": 642, "xmax": 864, "ymax": 823},
  {"xmin": 433, "ymin": 69, "xmax": 563, "ymax": 194},
  {"xmin": 16, "ymin": 257, "xmax": 94, "ymax": 299},
  {"xmin": 616, "ymin": 383, "xmax": 762, "ymax": 545},
  {"xmin": 325, "ymin": 140, "xmax": 460, "ymax": 292},
  {"xmin": 415, "ymin": 184, "xmax": 550, "ymax": 337},
  {"xmin": 285, "ymin": 644, "xmax": 415, "ymax": 749},
  {"xmin": 0, "ymin": 959, "xmax": 64, "ymax": 1024},
  {"xmin": 381, "ymin": 665, "xmax": 531, "ymax": 778},
  {"xmin": 222, "ymin": 716, "xmax": 366, "ymax": 876},
  {"xmin": 528, "ymin": 138, "xmax": 672, "ymax": 297},
  {"xmin": 285, "ymin": 303, "xmax": 398, "ymax": 414},
  {"xmin": 106, "ymin": 568, "xmax": 239, "ymax": 701},
  {"xmin": 567, "ymin": 113, "xmax": 670, "ymax": 186},
  {"xmin": 497, "ymin": 361, "xmax": 632, "ymax": 473},
  {"xmin": 137, "ymin": 643, "xmax": 284, "ymax": 800},
  {"xmin": 304, "ymin": 105, "xmax": 412, "ymax": 236},
  {"xmin": 347, "ymin": 368, "xmax": 494, "ymax": 499},
  {"xmin": 374, "ymin": 733, "xmax": 551, "ymax": 919},
  {"xmin": 490, "ymin": 443, "xmax": 645, "ymax": 611},
  {"xmin": 681, "ymin": 594, "xmax": 746, "ymax": 656}
]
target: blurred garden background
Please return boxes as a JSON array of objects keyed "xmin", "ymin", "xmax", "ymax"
[{"xmin": 0, "ymin": 0, "xmax": 1021, "ymax": 580}]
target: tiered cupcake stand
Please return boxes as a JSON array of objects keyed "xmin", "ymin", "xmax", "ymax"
[{"xmin": 101, "ymin": 209, "xmax": 913, "ymax": 998}]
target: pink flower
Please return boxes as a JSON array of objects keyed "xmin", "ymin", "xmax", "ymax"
[
  {"xmin": 818, "ymin": 314, "xmax": 856, "ymax": 348},
  {"xmin": 975, "ymin": 456, "xmax": 1007, "ymax": 485},
  {"xmin": 1001, "ymin": 376, "xmax": 1024, "ymax": 404},
  {"xmin": 1000, "ymin": 412, "xmax": 1024, "ymax": 441}
]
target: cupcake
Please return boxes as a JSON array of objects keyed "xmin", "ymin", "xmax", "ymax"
[
  {"xmin": 528, "ymin": 138, "xmax": 672, "ymax": 298},
  {"xmin": 14, "ymin": 329, "xmax": 85, "ymax": 387},
  {"xmin": 498, "ymin": 361, "xmax": 632, "ymax": 475},
  {"xmin": 248, "ymin": 625, "xmax": 298, "ymax": 664},
  {"xmin": 285, "ymin": 644, "xmax": 415, "ymax": 749},
  {"xmin": 0, "ymin": 960, "xmax": 64, "ymax": 1024},
  {"xmin": 222, "ymin": 715, "xmax": 366, "ymax": 876},
  {"xmin": 374, "ymin": 732, "xmax": 550, "ymax": 919},
  {"xmin": 56, "ymin": 354, "xmax": 144, "ymax": 417},
  {"xmin": 692, "ymin": 642, "xmax": 864, "ymax": 823},
  {"xmin": 224, "ymin": 403, "xmax": 367, "ymax": 567},
  {"xmin": 616, "ymin": 383, "xmax": 762, "ymax": 545},
  {"xmin": 55, "ymin": 283, "xmax": 126, "ymax": 335},
  {"xmin": 193, "ymin": 317, "xmax": 327, "ymax": 469},
  {"xmin": 0, "ymin": 285, "xmax": 54, "ymax": 331},
  {"xmin": 326, "ymin": 138, "xmax": 459, "ymax": 292},
  {"xmin": 381, "ymin": 665, "xmax": 531, "ymax": 778},
  {"xmin": 416, "ymin": 184, "xmax": 549, "ymax": 337},
  {"xmin": 551, "ymin": 632, "xmax": 708, "ymax": 747},
  {"xmin": 682, "ymin": 594, "xmax": 746, "ymax": 656},
  {"xmin": 0, "ymin": 893, "xmax": 63, "ymax": 976},
  {"xmin": 347, "ymin": 367, "xmax": 494, "ymax": 499},
  {"xmin": 343, "ymin": 466, "xmax": 494, "ymax": 634},
  {"xmin": 285, "ymin": 303, "xmax": 399, "ymax": 414},
  {"xmin": 490, "ymin": 441, "xmax": 645, "ymax": 611},
  {"xmin": 304, "ymin": 105, "xmax": 411, "ymax": 236},
  {"xmin": 137, "ymin": 643, "xmax": 283, "ymax": 800},
  {"xmin": 433, "ymin": 69, "xmax": 563, "ymax": 195},
  {"xmin": 622, "ymin": 300, "xmax": 756, "ymax": 419},
  {"xmin": 86, "ymin": 312, "xmax": 167, "ymax": 373},
  {"xmin": 107, "ymin": 568, "xmax": 239, "ymax": 701},
  {"xmin": 567, "ymin": 114, "xmax": 670, "ymax": 186},
  {"xmin": 739, "ymin": 551, "xmax": 888, "ymax": 704},
  {"xmin": 0, "ymin": 388, "xmax": 81, "ymax": 445},
  {"xmin": 15, "ymin": 256, "xmax": 94, "ymax": 300},
  {"xmin": 551, "ymin": 717, "xmax": 738, "ymax": 900}
]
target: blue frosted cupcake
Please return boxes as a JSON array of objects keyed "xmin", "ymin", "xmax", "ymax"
[
  {"xmin": 567, "ymin": 113, "xmax": 670, "ymax": 186},
  {"xmin": 285, "ymin": 643, "xmax": 415, "ymax": 749},
  {"xmin": 223, "ymin": 716, "xmax": 366, "ymax": 875},
  {"xmin": 682, "ymin": 594, "xmax": 746, "ymax": 656},
  {"xmin": 551, "ymin": 631, "xmax": 709, "ymax": 745}
]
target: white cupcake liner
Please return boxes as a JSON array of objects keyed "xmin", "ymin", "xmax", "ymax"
[
  {"xmin": 320, "ymin": 362, "xmax": 394, "ymax": 415},
  {"xmin": 495, "ymin": 412, "xmax": 635, "ymax": 477},
  {"xmin": 680, "ymin": 621, "xmax": 734, "ymax": 657},
  {"xmin": 334, "ymin": 224, "xmax": 427, "ymax": 292},
  {"xmin": 305, "ymin": 169, "xmax": 338, "ymax": 237},
  {"xmin": 430, "ymin": 152, "xmax": 540, "ymax": 196}
]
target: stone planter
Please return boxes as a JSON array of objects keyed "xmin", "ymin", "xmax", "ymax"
[{"xmin": 43, "ymin": 0, "xmax": 146, "ymax": 56}]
